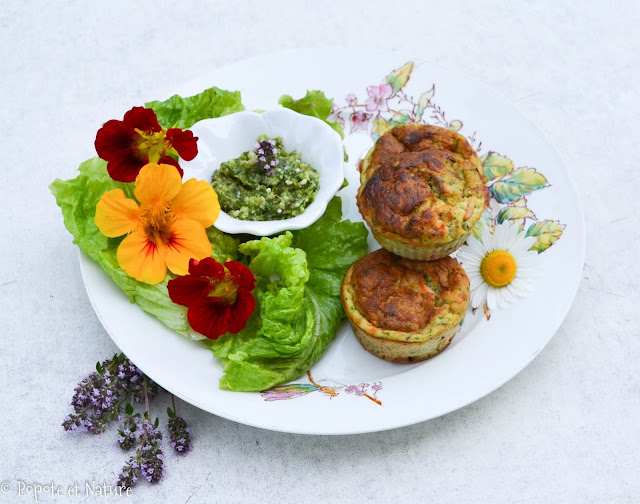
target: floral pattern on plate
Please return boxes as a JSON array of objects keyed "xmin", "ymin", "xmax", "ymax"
[
  {"xmin": 262, "ymin": 372, "xmax": 383, "ymax": 406},
  {"xmin": 330, "ymin": 61, "xmax": 566, "ymax": 318}
]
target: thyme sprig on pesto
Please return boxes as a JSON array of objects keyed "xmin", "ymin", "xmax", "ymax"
[{"xmin": 212, "ymin": 136, "xmax": 320, "ymax": 221}]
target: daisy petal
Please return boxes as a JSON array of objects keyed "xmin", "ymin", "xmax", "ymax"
[
  {"xmin": 508, "ymin": 235, "xmax": 537, "ymax": 255},
  {"xmin": 481, "ymin": 226, "xmax": 495, "ymax": 252},
  {"xmin": 472, "ymin": 282, "xmax": 489, "ymax": 308},
  {"xmin": 486, "ymin": 286, "xmax": 497, "ymax": 310},
  {"xmin": 466, "ymin": 235, "xmax": 488, "ymax": 257}
]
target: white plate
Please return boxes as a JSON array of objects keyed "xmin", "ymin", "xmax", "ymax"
[{"xmin": 79, "ymin": 49, "xmax": 585, "ymax": 435}]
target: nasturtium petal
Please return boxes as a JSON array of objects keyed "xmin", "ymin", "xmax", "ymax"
[
  {"xmin": 167, "ymin": 275, "xmax": 212, "ymax": 307},
  {"xmin": 123, "ymin": 106, "xmax": 161, "ymax": 133},
  {"xmin": 95, "ymin": 120, "xmax": 136, "ymax": 162},
  {"xmin": 172, "ymin": 178, "xmax": 220, "ymax": 228},
  {"xmin": 188, "ymin": 300, "xmax": 233, "ymax": 340},
  {"xmin": 227, "ymin": 289, "xmax": 256, "ymax": 333},
  {"xmin": 94, "ymin": 188, "xmax": 141, "ymax": 238},
  {"xmin": 525, "ymin": 219, "xmax": 565, "ymax": 253},
  {"xmin": 166, "ymin": 128, "xmax": 198, "ymax": 161},
  {"xmin": 225, "ymin": 261, "xmax": 256, "ymax": 291},
  {"xmin": 163, "ymin": 219, "xmax": 213, "ymax": 276},
  {"xmin": 480, "ymin": 151, "xmax": 515, "ymax": 180},
  {"xmin": 188, "ymin": 257, "xmax": 225, "ymax": 279},
  {"xmin": 134, "ymin": 163, "xmax": 183, "ymax": 207},
  {"xmin": 490, "ymin": 167, "xmax": 549, "ymax": 203},
  {"xmin": 117, "ymin": 230, "xmax": 167, "ymax": 285}
]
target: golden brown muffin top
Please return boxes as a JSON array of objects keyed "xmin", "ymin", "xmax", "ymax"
[
  {"xmin": 349, "ymin": 249, "xmax": 469, "ymax": 332},
  {"xmin": 357, "ymin": 124, "xmax": 486, "ymax": 244}
]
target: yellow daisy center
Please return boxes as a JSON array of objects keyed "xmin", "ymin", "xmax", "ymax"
[{"xmin": 480, "ymin": 250, "xmax": 517, "ymax": 287}]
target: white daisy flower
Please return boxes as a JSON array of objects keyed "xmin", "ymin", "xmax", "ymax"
[{"xmin": 457, "ymin": 222, "xmax": 538, "ymax": 314}]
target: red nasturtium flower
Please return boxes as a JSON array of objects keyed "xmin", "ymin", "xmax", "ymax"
[
  {"xmin": 95, "ymin": 106, "xmax": 198, "ymax": 182},
  {"xmin": 167, "ymin": 258, "xmax": 256, "ymax": 340}
]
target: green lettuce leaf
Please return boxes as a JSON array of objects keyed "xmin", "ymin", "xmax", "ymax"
[
  {"xmin": 278, "ymin": 90, "xmax": 344, "ymax": 139},
  {"xmin": 209, "ymin": 198, "xmax": 369, "ymax": 391},
  {"xmin": 145, "ymin": 87, "xmax": 245, "ymax": 129}
]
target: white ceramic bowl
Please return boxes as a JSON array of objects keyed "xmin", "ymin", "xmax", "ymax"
[{"xmin": 180, "ymin": 108, "xmax": 344, "ymax": 236}]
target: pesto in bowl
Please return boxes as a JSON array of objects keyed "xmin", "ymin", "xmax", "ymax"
[{"xmin": 212, "ymin": 137, "xmax": 320, "ymax": 221}]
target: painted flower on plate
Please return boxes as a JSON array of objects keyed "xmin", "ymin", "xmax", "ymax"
[
  {"xmin": 456, "ymin": 222, "xmax": 537, "ymax": 314},
  {"xmin": 95, "ymin": 106, "xmax": 198, "ymax": 182},
  {"xmin": 167, "ymin": 257, "xmax": 256, "ymax": 339},
  {"xmin": 345, "ymin": 93, "xmax": 357, "ymax": 106},
  {"xmin": 365, "ymin": 84, "xmax": 393, "ymax": 112},
  {"xmin": 350, "ymin": 110, "xmax": 372, "ymax": 133},
  {"xmin": 94, "ymin": 163, "xmax": 220, "ymax": 284}
]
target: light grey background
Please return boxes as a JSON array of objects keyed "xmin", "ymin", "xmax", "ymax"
[{"xmin": 1, "ymin": 1, "xmax": 639, "ymax": 503}]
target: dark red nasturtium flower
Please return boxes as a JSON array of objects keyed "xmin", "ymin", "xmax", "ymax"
[
  {"xmin": 167, "ymin": 258, "xmax": 256, "ymax": 340},
  {"xmin": 94, "ymin": 106, "xmax": 198, "ymax": 182}
]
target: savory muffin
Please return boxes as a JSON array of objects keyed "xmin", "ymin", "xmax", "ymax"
[
  {"xmin": 357, "ymin": 124, "xmax": 486, "ymax": 261},
  {"xmin": 341, "ymin": 249, "xmax": 470, "ymax": 363}
]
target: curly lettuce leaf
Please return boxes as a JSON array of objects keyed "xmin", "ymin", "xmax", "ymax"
[
  {"xmin": 278, "ymin": 90, "xmax": 344, "ymax": 140},
  {"xmin": 209, "ymin": 198, "xmax": 369, "ymax": 391},
  {"xmin": 145, "ymin": 86, "xmax": 245, "ymax": 129}
]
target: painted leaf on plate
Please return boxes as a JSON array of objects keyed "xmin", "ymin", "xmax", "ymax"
[
  {"xmin": 389, "ymin": 112, "xmax": 411, "ymax": 127},
  {"xmin": 491, "ymin": 167, "xmax": 549, "ymax": 203},
  {"xmin": 416, "ymin": 86, "xmax": 435, "ymax": 121},
  {"xmin": 480, "ymin": 151, "xmax": 515, "ymax": 180},
  {"xmin": 372, "ymin": 118, "xmax": 392, "ymax": 141},
  {"xmin": 497, "ymin": 206, "xmax": 536, "ymax": 224},
  {"xmin": 525, "ymin": 219, "xmax": 565, "ymax": 253},
  {"xmin": 385, "ymin": 62, "xmax": 414, "ymax": 93},
  {"xmin": 497, "ymin": 206, "xmax": 536, "ymax": 232},
  {"xmin": 448, "ymin": 119, "xmax": 463, "ymax": 132},
  {"xmin": 470, "ymin": 209, "xmax": 492, "ymax": 240}
]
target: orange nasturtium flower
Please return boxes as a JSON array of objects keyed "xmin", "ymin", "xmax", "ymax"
[{"xmin": 94, "ymin": 163, "xmax": 220, "ymax": 285}]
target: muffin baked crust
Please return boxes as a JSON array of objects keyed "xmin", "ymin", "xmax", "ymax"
[
  {"xmin": 357, "ymin": 124, "xmax": 486, "ymax": 260},
  {"xmin": 341, "ymin": 249, "xmax": 470, "ymax": 362}
]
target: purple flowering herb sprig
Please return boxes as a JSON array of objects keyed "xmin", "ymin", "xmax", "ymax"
[
  {"xmin": 62, "ymin": 354, "xmax": 157, "ymax": 435},
  {"xmin": 63, "ymin": 353, "xmax": 192, "ymax": 489},
  {"xmin": 117, "ymin": 415, "xmax": 165, "ymax": 488},
  {"xmin": 167, "ymin": 396, "xmax": 191, "ymax": 455},
  {"xmin": 117, "ymin": 377, "xmax": 165, "ymax": 489},
  {"xmin": 254, "ymin": 138, "xmax": 279, "ymax": 175}
]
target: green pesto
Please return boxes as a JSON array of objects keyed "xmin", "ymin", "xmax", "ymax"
[{"xmin": 211, "ymin": 137, "xmax": 320, "ymax": 221}]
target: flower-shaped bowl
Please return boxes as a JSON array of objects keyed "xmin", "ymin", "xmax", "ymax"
[{"xmin": 181, "ymin": 108, "xmax": 344, "ymax": 236}]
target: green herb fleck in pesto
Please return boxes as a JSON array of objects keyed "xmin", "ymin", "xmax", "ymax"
[{"xmin": 211, "ymin": 137, "xmax": 320, "ymax": 221}]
